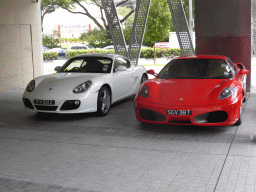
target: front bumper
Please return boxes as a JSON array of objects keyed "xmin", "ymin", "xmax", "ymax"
[
  {"xmin": 134, "ymin": 98, "xmax": 241, "ymax": 126},
  {"xmin": 22, "ymin": 90, "xmax": 98, "ymax": 113}
]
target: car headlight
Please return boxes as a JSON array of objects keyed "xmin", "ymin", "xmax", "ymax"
[
  {"xmin": 140, "ymin": 85, "xmax": 149, "ymax": 98},
  {"xmin": 218, "ymin": 87, "xmax": 235, "ymax": 100},
  {"xmin": 73, "ymin": 80, "xmax": 92, "ymax": 93},
  {"xmin": 26, "ymin": 80, "xmax": 35, "ymax": 92}
]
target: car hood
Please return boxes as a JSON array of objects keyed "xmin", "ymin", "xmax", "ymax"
[
  {"xmin": 34, "ymin": 73, "xmax": 104, "ymax": 94},
  {"xmin": 154, "ymin": 79, "xmax": 229, "ymax": 105}
]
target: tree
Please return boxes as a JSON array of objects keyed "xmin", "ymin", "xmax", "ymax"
[
  {"xmin": 79, "ymin": 26, "xmax": 132, "ymax": 48},
  {"xmin": 80, "ymin": 29, "xmax": 112, "ymax": 48},
  {"xmin": 42, "ymin": 30, "xmax": 60, "ymax": 47},
  {"xmin": 40, "ymin": 0, "xmax": 135, "ymax": 31},
  {"xmin": 41, "ymin": 0, "xmax": 56, "ymax": 31},
  {"xmin": 117, "ymin": 6, "xmax": 135, "ymax": 27},
  {"xmin": 143, "ymin": 0, "xmax": 172, "ymax": 47}
]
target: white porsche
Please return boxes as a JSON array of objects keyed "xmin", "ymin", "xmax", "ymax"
[{"xmin": 23, "ymin": 53, "xmax": 148, "ymax": 115}]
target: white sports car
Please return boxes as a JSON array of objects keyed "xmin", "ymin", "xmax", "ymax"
[{"xmin": 23, "ymin": 53, "xmax": 148, "ymax": 115}]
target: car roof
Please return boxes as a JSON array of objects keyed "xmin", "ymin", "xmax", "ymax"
[
  {"xmin": 72, "ymin": 53, "xmax": 128, "ymax": 60},
  {"xmin": 176, "ymin": 55, "xmax": 229, "ymax": 60}
]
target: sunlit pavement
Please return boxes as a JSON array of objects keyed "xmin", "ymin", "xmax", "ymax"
[{"xmin": 0, "ymin": 58, "xmax": 255, "ymax": 191}]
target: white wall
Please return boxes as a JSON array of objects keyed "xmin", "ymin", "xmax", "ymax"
[{"xmin": 0, "ymin": 0, "xmax": 42, "ymax": 92}]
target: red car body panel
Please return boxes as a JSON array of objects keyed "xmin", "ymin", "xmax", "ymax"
[{"xmin": 134, "ymin": 55, "xmax": 249, "ymax": 126}]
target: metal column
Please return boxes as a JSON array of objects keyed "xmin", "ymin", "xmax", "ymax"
[
  {"xmin": 167, "ymin": 0, "xmax": 195, "ymax": 56},
  {"xmin": 128, "ymin": 0, "xmax": 151, "ymax": 65},
  {"xmin": 101, "ymin": 0, "xmax": 127, "ymax": 56}
]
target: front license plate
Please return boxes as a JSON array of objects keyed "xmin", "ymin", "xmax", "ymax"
[
  {"xmin": 34, "ymin": 99, "xmax": 55, "ymax": 105},
  {"xmin": 167, "ymin": 109, "xmax": 192, "ymax": 115}
]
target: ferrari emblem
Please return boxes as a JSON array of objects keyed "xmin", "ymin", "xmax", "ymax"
[{"xmin": 180, "ymin": 98, "xmax": 183, "ymax": 101}]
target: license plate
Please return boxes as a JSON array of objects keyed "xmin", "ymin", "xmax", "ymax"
[
  {"xmin": 167, "ymin": 109, "xmax": 192, "ymax": 115},
  {"xmin": 34, "ymin": 99, "xmax": 55, "ymax": 105}
]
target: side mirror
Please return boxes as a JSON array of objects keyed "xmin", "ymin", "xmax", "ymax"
[
  {"xmin": 54, "ymin": 66, "xmax": 61, "ymax": 72},
  {"xmin": 235, "ymin": 63, "xmax": 245, "ymax": 70},
  {"xmin": 236, "ymin": 69, "xmax": 249, "ymax": 76},
  {"xmin": 115, "ymin": 65, "xmax": 127, "ymax": 72},
  {"xmin": 146, "ymin": 69, "xmax": 157, "ymax": 77}
]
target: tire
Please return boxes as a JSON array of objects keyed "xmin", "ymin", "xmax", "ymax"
[
  {"xmin": 234, "ymin": 100, "xmax": 242, "ymax": 126},
  {"xmin": 243, "ymin": 83, "xmax": 247, "ymax": 103},
  {"xmin": 97, "ymin": 86, "xmax": 111, "ymax": 116},
  {"xmin": 243, "ymin": 93, "xmax": 247, "ymax": 103},
  {"xmin": 141, "ymin": 73, "xmax": 148, "ymax": 84}
]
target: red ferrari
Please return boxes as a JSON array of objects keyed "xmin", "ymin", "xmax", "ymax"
[{"xmin": 134, "ymin": 55, "xmax": 249, "ymax": 126}]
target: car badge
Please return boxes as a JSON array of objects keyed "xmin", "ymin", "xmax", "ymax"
[
  {"xmin": 180, "ymin": 98, "xmax": 183, "ymax": 101},
  {"xmin": 49, "ymin": 88, "xmax": 52, "ymax": 90}
]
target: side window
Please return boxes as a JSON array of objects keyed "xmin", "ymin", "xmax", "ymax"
[
  {"xmin": 114, "ymin": 59, "xmax": 122, "ymax": 72},
  {"xmin": 114, "ymin": 57, "xmax": 130, "ymax": 69},
  {"xmin": 227, "ymin": 58, "xmax": 238, "ymax": 74}
]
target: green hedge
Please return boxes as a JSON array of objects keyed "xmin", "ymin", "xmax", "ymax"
[
  {"xmin": 66, "ymin": 48, "xmax": 181, "ymax": 59},
  {"xmin": 66, "ymin": 49, "xmax": 115, "ymax": 58},
  {"xmin": 140, "ymin": 48, "xmax": 181, "ymax": 58},
  {"xmin": 43, "ymin": 51, "xmax": 59, "ymax": 60}
]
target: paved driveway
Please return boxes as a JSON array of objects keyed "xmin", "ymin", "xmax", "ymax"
[{"xmin": 0, "ymin": 58, "xmax": 256, "ymax": 191}]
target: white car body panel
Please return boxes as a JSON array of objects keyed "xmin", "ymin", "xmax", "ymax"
[{"xmin": 23, "ymin": 53, "xmax": 147, "ymax": 114}]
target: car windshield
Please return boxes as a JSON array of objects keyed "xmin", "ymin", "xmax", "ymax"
[
  {"xmin": 157, "ymin": 59, "xmax": 233, "ymax": 79},
  {"xmin": 58, "ymin": 57, "xmax": 113, "ymax": 73}
]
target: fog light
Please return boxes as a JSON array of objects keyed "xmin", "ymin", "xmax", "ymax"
[{"xmin": 60, "ymin": 100, "xmax": 81, "ymax": 110}]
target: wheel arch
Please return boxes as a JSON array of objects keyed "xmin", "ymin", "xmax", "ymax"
[
  {"xmin": 100, "ymin": 84, "xmax": 112, "ymax": 102},
  {"xmin": 141, "ymin": 73, "xmax": 148, "ymax": 84}
]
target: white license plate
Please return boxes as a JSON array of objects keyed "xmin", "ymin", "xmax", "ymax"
[
  {"xmin": 167, "ymin": 110, "xmax": 192, "ymax": 115},
  {"xmin": 34, "ymin": 99, "xmax": 55, "ymax": 105}
]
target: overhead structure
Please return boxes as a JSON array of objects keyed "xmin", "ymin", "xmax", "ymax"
[
  {"xmin": 128, "ymin": 0, "xmax": 151, "ymax": 65},
  {"xmin": 167, "ymin": 0, "xmax": 195, "ymax": 56},
  {"xmin": 102, "ymin": 0, "xmax": 194, "ymax": 64},
  {"xmin": 101, "ymin": 0, "xmax": 127, "ymax": 57},
  {"xmin": 252, "ymin": 0, "xmax": 256, "ymax": 55}
]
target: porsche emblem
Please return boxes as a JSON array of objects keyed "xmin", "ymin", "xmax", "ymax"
[
  {"xmin": 180, "ymin": 98, "xmax": 183, "ymax": 101},
  {"xmin": 49, "ymin": 88, "xmax": 52, "ymax": 90}
]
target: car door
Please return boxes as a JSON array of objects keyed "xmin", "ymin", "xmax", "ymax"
[{"xmin": 112, "ymin": 57, "xmax": 133, "ymax": 100}]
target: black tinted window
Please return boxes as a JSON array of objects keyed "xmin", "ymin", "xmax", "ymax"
[
  {"xmin": 157, "ymin": 59, "xmax": 233, "ymax": 79},
  {"xmin": 58, "ymin": 57, "xmax": 113, "ymax": 73}
]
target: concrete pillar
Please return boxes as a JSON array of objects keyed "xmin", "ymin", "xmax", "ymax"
[
  {"xmin": 0, "ymin": 0, "xmax": 42, "ymax": 92},
  {"xmin": 195, "ymin": 0, "xmax": 251, "ymax": 91}
]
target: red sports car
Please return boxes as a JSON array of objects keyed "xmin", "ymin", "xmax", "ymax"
[{"xmin": 134, "ymin": 55, "xmax": 249, "ymax": 126}]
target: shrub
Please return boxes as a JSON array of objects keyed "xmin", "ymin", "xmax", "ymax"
[
  {"xmin": 140, "ymin": 48, "xmax": 154, "ymax": 58},
  {"xmin": 66, "ymin": 49, "xmax": 115, "ymax": 58},
  {"xmin": 43, "ymin": 51, "xmax": 59, "ymax": 60},
  {"xmin": 140, "ymin": 48, "xmax": 181, "ymax": 58},
  {"xmin": 43, "ymin": 33, "xmax": 60, "ymax": 48},
  {"xmin": 64, "ymin": 48, "xmax": 181, "ymax": 59}
]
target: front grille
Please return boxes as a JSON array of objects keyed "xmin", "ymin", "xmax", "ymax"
[
  {"xmin": 194, "ymin": 111, "xmax": 228, "ymax": 123},
  {"xmin": 34, "ymin": 105, "xmax": 58, "ymax": 111},
  {"xmin": 139, "ymin": 108, "xmax": 166, "ymax": 122},
  {"xmin": 170, "ymin": 120, "xmax": 192, "ymax": 124}
]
